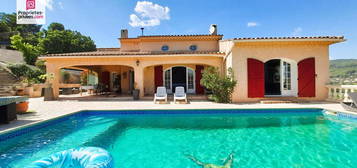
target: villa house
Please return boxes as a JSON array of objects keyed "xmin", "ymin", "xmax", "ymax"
[{"xmin": 41, "ymin": 25, "xmax": 345, "ymax": 102}]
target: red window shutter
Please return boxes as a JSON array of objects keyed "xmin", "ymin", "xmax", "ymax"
[
  {"xmin": 247, "ymin": 58, "xmax": 265, "ymax": 98},
  {"xmin": 195, "ymin": 65, "xmax": 205, "ymax": 94},
  {"xmin": 298, "ymin": 58, "xmax": 316, "ymax": 97},
  {"xmin": 154, "ymin": 65, "xmax": 163, "ymax": 89}
]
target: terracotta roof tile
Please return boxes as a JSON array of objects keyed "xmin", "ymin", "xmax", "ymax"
[{"xmin": 96, "ymin": 48, "xmax": 120, "ymax": 51}]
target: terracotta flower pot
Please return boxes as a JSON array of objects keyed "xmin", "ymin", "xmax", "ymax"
[
  {"xmin": 16, "ymin": 102, "xmax": 29, "ymax": 113},
  {"xmin": 16, "ymin": 89, "xmax": 25, "ymax": 96}
]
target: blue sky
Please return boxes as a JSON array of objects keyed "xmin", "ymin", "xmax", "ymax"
[{"xmin": 1, "ymin": 0, "xmax": 356, "ymax": 59}]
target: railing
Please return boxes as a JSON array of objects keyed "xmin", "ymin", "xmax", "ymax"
[{"xmin": 326, "ymin": 85, "xmax": 357, "ymax": 102}]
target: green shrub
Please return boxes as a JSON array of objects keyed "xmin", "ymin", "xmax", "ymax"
[
  {"xmin": 27, "ymin": 68, "xmax": 46, "ymax": 83},
  {"xmin": 200, "ymin": 67, "xmax": 237, "ymax": 103},
  {"xmin": 7, "ymin": 63, "xmax": 45, "ymax": 84},
  {"xmin": 7, "ymin": 63, "xmax": 31, "ymax": 78},
  {"xmin": 35, "ymin": 59, "xmax": 46, "ymax": 71}
]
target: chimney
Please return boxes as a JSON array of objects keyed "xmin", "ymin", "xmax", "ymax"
[
  {"xmin": 121, "ymin": 29, "xmax": 128, "ymax": 38},
  {"xmin": 209, "ymin": 24, "xmax": 217, "ymax": 35},
  {"xmin": 140, "ymin": 27, "xmax": 144, "ymax": 36}
]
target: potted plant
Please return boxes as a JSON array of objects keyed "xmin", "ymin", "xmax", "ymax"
[
  {"xmin": 132, "ymin": 82, "xmax": 140, "ymax": 100},
  {"xmin": 16, "ymin": 88, "xmax": 25, "ymax": 96}
]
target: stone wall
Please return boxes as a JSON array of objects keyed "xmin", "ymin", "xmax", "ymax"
[{"xmin": 0, "ymin": 49, "xmax": 23, "ymax": 64}]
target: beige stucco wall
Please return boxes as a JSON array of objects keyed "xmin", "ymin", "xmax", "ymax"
[
  {"xmin": 120, "ymin": 42, "xmax": 139, "ymax": 52},
  {"xmin": 120, "ymin": 39, "xmax": 220, "ymax": 52},
  {"xmin": 139, "ymin": 41, "xmax": 219, "ymax": 52},
  {"xmin": 43, "ymin": 55, "xmax": 223, "ymax": 98},
  {"xmin": 43, "ymin": 37, "xmax": 340, "ymax": 102},
  {"xmin": 229, "ymin": 41, "xmax": 330, "ymax": 102},
  {"xmin": 144, "ymin": 66, "xmax": 154, "ymax": 94}
]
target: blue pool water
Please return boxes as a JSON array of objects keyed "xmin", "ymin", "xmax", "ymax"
[{"xmin": 0, "ymin": 109, "xmax": 357, "ymax": 168}]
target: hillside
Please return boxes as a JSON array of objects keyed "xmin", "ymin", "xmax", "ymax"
[{"xmin": 330, "ymin": 59, "xmax": 357, "ymax": 84}]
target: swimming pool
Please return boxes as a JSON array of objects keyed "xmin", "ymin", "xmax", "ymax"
[{"xmin": 0, "ymin": 109, "xmax": 356, "ymax": 168}]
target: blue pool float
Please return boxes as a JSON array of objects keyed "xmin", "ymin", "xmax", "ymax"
[{"xmin": 26, "ymin": 147, "xmax": 114, "ymax": 168}]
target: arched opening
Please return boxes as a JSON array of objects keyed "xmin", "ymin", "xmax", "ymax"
[
  {"xmin": 143, "ymin": 64, "xmax": 209, "ymax": 96},
  {"xmin": 58, "ymin": 64, "xmax": 135, "ymax": 96},
  {"xmin": 164, "ymin": 66, "xmax": 195, "ymax": 94},
  {"xmin": 264, "ymin": 59, "xmax": 297, "ymax": 96},
  {"xmin": 264, "ymin": 59, "xmax": 281, "ymax": 95}
]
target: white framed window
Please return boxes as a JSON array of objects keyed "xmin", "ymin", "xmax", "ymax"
[
  {"xmin": 187, "ymin": 69, "xmax": 194, "ymax": 90},
  {"xmin": 164, "ymin": 69, "xmax": 171, "ymax": 90},
  {"xmin": 283, "ymin": 62, "xmax": 291, "ymax": 90}
]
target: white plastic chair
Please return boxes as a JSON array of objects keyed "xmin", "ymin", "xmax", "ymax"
[
  {"xmin": 174, "ymin": 86, "xmax": 187, "ymax": 103},
  {"xmin": 154, "ymin": 86, "xmax": 168, "ymax": 103}
]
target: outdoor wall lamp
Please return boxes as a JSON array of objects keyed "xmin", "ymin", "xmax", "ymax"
[{"xmin": 136, "ymin": 60, "xmax": 140, "ymax": 66}]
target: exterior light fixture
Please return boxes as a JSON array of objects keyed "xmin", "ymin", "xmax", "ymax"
[{"xmin": 136, "ymin": 60, "xmax": 140, "ymax": 66}]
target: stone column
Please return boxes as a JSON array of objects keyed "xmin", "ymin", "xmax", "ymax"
[
  {"xmin": 134, "ymin": 66, "xmax": 144, "ymax": 98},
  {"xmin": 46, "ymin": 64, "xmax": 60, "ymax": 100},
  {"xmin": 327, "ymin": 87, "xmax": 332, "ymax": 100}
]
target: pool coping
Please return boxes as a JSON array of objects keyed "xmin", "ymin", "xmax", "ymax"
[{"xmin": 0, "ymin": 107, "xmax": 356, "ymax": 141}]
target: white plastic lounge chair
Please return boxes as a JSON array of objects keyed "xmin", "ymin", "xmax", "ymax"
[
  {"xmin": 174, "ymin": 86, "xmax": 187, "ymax": 103},
  {"xmin": 341, "ymin": 92, "xmax": 357, "ymax": 112},
  {"xmin": 154, "ymin": 86, "xmax": 168, "ymax": 103}
]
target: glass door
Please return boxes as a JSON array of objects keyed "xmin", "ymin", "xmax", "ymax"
[
  {"xmin": 281, "ymin": 60, "xmax": 297, "ymax": 96},
  {"xmin": 164, "ymin": 69, "xmax": 172, "ymax": 94},
  {"xmin": 186, "ymin": 68, "xmax": 195, "ymax": 94}
]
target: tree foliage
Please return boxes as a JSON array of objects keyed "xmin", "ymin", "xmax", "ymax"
[
  {"xmin": 38, "ymin": 30, "xmax": 96, "ymax": 54},
  {"xmin": 200, "ymin": 67, "xmax": 237, "ymax": 103},
  {"xmin": 0, "ymin": 13, "xmax": 41, "ymax": 35},
  {"xmin": 1, "ymin": 12, "xmax": 96, "ymax": 84},
  {"xmin": 0, "ymin": 22, "xmax": 10, "ymax": 32},
  {"xmin": 48, "ymin": 22, "xmax": 65, "ymax": 31},
  {"xmin": 10, "ymin": 34, "xmax": 41, "ymax": 65},
  {"xmin": 1, "ymin": 13, "xmax": 42, "ymax": 48},
  {"xmin": 5, "ymin": 12, "xmax": 96, "ymax": 65}
]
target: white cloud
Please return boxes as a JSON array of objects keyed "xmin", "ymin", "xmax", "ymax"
[
  {"xmin": 38, "ymin": 0, "xmax": 64, "ymax": 10},
  {"xmin": 58, "ymin": 1, "xmax": 64, "ymax": 9},
  {"xmin": 129, "ymin": 1, "xmax": 170, "ymax": 27},
  {"xmin": 292, "ymin": 27, "xmax": 303, "ymax": 36},
  {"xmin": 45, "ymin": 0, "xmax": 54, "ymax": 10},
  {"xmin": 247, "ymin": 22, "xmax": 259, "ymax": 27}
]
